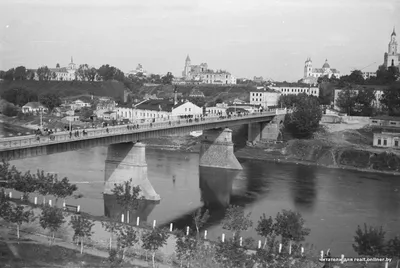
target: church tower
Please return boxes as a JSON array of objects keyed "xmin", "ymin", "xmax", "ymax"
[
  {"xmin": 384, "ymin": 27, "xmax": 399, "ymax": 68},
  {"xmin": 304, "ymin": 58, "xmax": 312, "ymax": 78},
  {"xmin": 182, "ymin": 55, "xmax": 191, "ymax": 78}
]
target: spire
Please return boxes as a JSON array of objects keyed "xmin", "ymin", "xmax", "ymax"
[
  {"xmin": 71, "ymin": 56, "xmax": 73, "ymax": 63},
  {"xmin": 185, "ymin": 55, "xmax": 190, "ymax": 62},
  {"xmin": 392, "ymin": 26, "xmax": 396, "ymax": 36}
]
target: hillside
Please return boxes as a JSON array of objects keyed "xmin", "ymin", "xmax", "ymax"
[
  {"xmin": 132, "ymin": 84, "xmax": 256, "ymax": 104},
  {"xmin": 0, "ymin": 80, "xmax": 127, "ymax": 99}
]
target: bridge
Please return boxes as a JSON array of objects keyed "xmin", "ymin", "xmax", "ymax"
[{"xmin": 1, "ymin": 108, "xmax": 287, "ymax": 202}]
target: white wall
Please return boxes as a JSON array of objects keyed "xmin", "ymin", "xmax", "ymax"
[{"xmin": 172, "ymin": 101, "xmax": 202, "ymax": 116}]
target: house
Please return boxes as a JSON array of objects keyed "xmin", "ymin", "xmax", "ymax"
[
  {"xmin": 22, "ymin": 102, "xmax": 48, "ymax": 114},
  {"xmin": 232, "ymin": 98, "xmax": 246, "ymax": 105},
  {"xmin": 373, "ymin": 132, "xmax": 400, "ymax": 148},
  {"xmin": 370, "ymin": 116, "xmax": 400, "ymax": 128},
  {"xmin": 96, "ymin": 99, "xmax": 116, "ymax": 111},
  {"xmin": 206, "ymin": 106, "xmax": 227, "ymax": 116},
  {"xmin": 71, "ymin": 99, "xmax": 91, "ymax": 110},
  {"xmin": 101, "ymin": 111, "xmax": 117, "ymax": 121},
  {"xmin": 189, "ymin": 89, "xmax": 205, "ymax": 98},
  {"xmin": 63, "ymin": 115, "xmax": 80, "ymax": 122},
  {"xmin": 250, "ymin": 88, "xmax": 281, "ymax": 108}
]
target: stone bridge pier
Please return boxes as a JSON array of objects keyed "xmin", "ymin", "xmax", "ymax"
[
  {"xmin": 199, "ymin": 128, "xmax": 242, "ymax": 170},
  {"xmin": 104, "ymin": 142, "xmax": 160, "ymax": 201},
  {"xmin": 248, "ymin": 114, "xmax": 285, "ymax": 143}
]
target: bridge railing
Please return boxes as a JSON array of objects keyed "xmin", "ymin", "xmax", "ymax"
[{"xmin": 0, "ymin": 109, "xmax": 285, "ymax": 150}]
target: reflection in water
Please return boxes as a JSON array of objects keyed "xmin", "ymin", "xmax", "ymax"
[
  {"xmin": 103, "ymin": 194, "xmax": 159, "ymax": 224},
  {"xmin": 291, "ymin": 165, "xmax": 317, "ymax": 212}
]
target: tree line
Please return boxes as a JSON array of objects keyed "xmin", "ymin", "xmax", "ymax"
[{"xmin": 0, "ymin": 64, "xmax": 175, "ymax": 86}]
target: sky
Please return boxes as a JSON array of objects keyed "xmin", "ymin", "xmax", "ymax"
[{"xmin": 0, "ymin": 0, "xmax": 399, "ymax": 82}]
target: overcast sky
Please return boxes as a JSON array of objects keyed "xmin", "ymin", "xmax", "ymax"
[{"xmin": 0, "ymin": 0, "xmax": 399, "ymax": 81}]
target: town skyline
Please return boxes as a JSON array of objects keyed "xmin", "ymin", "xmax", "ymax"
[{"xmin": 0, "ymin": 0, "xmax": 399, "ymax": 81}]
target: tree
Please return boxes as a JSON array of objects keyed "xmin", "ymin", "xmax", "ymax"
[
  {"xmin": 51, "ymin": 71, "xmax": 57, "ymax": 80},
  {"xmin": 6, "ymin": 204, "xmax": 33, "ymax": 240},
  {"xmin": 26, "ymin": 70, "xmax": 35, "ymax": 80},
  {"xmin": 4, "ymin": 68, "xmax": 14, "ymax": 81},
  {"xmin": 354, "ymin": 89, "xmax": 376, "ymax": 116},
  {"xmin": 56, "ymin": 63, "xmax": 60, "ymax": 68},
  {"xmin": 141, "ymin": 227, "xmax": 169, "ymax": 268},
  {"xmin": 162, "ymin": 72, "xmax": 174, "ymax": 85},
  {"xmin": 188, "ymin": 97, "xmax": 206, "ymax": 108},
  {"xmin": 14, "ymin": 66, "xmax": 27, "ymax": 81},
  {"xmin": 39, "ymin": 205, "xmax": 65, "ymax": 245},
  {"xmin": 112, "ymin": 178, "xmax": 142, "ymax": 221},
  {"xmin": 10, "ymin": 171, "xmax": 38, "ymax": 201},
  {"xmin": 78, "ymin": 107, "xmax": 94, "ymax": 119},
  {"xmin": 353, "ymin": 223, "xmax": 386, "ymax": 257},
  {"xmin": 116, "ymin": 224, "xmax": 138, "ymax": 260},
  {"xmin": 87, "ymin": 67, "xmax": 98, "ymax": 82},
  {"xmin": 192, "ymin": 208, "xmax": 210, "ymax": 239},
  {"xmin": 37, "ymin": 66, "xmax": 52, "ymax": 81},
  {"xmin": 380, "ymin": 83, "xmax": 400, "ymax": 116},
  {"xmin": 0, "ymin": 160, "xmax": 19, "ymax": 189},
  {"xmin": 215, "ymin": 236, "xmax": 255, "ymax": 268},
  {"xmin": 1, "ymin": 88, "xmax": 38, "ymax": 106},
  {"xmin": 348, "ymin": 70, "xmax": 365, "ymax": 85},
  {"xmin": 0, "ymin": 70, "xmax": 5, "ymax": 79},
  {"xmin": 35, "ymin": 170, "xmax": 54, "ymax": 204},
  {"xmin": 221, "ymin": 205, "xmax": 253, "ymax": 238},
  {"xmin": 0, "ymin": 190, "xmax": 11, "ymax": 219},
  {"xmin": 175, "ymin": 231, "xmax": 199, "ymax": 267},
  {"xmin": 385, "ymin": 236, "xmax": 400, "ymax": 262},
  {"xmin": 69, "ymin": 215, "xmax": 95, "ymax": 254},
  {"xmin": 318, "ymin": 82, "xmax": 335, "ymax": 106},
  {"xmin": 2, "ymin": 103, "xmax": 19, "ymax": 117},
  {"xmin": 101, "ymin": 220, "xmax": 122, "ymax": 250},
  {"xmin": 76, "ymin": 64, "xmax": 90, "ymax": 81},
  {"xmin": 335, "ymin": 87, "xmax": 358, "ymax": 115},
  {"xmin": 51, "ymin": 176, "xmax": 77, "ymax": 203},
  {"xmin": 39, "ymin": 92, "xmax": 62, "ymax": 111},
  {"xmin": 98, "ymin": 64, "xmax": 125, "ymax": 82},
  {"xmin": 256, "ymin": 213, "xmax": 275, "ymax": 249},
  {"xmin": 108, "ymin": 248, "xmax": 124, "ymax": 268},
  {"xmin": 278, "ymin": 94, "xmax": 298, "ymax": 108},
  {"xmin": 274, "ymin": 210, "xmax": 310, "ymax": 252},
  {"xmin": 284, "ymin": 94, "xmax": 322, "ymax": 138}
]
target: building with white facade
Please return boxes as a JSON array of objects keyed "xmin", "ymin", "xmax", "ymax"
[
  {"xmin": 250, "ymin": 89, "xmax": 281, "ymax": 108},
  {"xmin": 384, "ymin": 27, "xmax": 400, "ymax": 69},
  {"xmin": 22, "ymin": 102, "xmax": 48, "ymax": 114},
  {"xmin": 126, "ymin": 64, "xmax": 147, "ymax": 77},
  {"xmin": 362, "ymin": 71, "xmax": 377, "ymax": 80},
  {"xmin": 270, "ymin": 85, "xmax": 319, "ymax": 97},
  {"xmin": 302, "ymin": 58, "xmax": 341, "ymax": 84},
  {"xmin": 181, "ymin": 55, "xmax": 236, "ymax": 85},
  {"xmin": 49, "ymin": 57, "xmax": 78, "ymax": 81},
  {"xmin": 70, "ymin": 99, "xmax": 91, "ymax": 110}
]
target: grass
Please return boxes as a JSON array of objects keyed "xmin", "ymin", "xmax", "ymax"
[{"xmin": 0, "ymin": 240, "xmax": 112, "ymax": 267}]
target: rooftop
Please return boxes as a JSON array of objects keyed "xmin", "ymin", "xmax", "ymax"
[
  {"xmin": 134, "ymin": 99, "xmax": 184, "ymax": 112},
  {"xmin": 371, "ymin": 116, "xmax": 400, "ymax": 122},
  {"xmin": 22, "ymin": 102, "xmax": 45, "ymax": 108}
]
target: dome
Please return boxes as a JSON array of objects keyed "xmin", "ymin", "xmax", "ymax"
[{"xmin": 322, "ymin": 59, "xmax": 330, "ymax": 68}]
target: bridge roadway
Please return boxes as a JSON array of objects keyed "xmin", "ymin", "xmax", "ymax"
[{"xmin": 0, "ymin": 109, "xmax": 287, "ymax": 161}]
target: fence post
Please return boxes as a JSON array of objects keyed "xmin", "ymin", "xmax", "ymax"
[
  {"xmin": 34, "ymin": 197, "xmax": 37, "ymax": 205},
  {"xmin": 320, "ymin": 251, "xmax": 324, "ymax": 260},
  {"xmin": 204, "ymin": 230, "xmax": 207, "ymax": 239},
  {"xmin": 240, "ymin": 237, "xmax": 243, "ymax": 246},
  {"xmin": 153, "ymin": 220, "xmax": 156, "ymax": 228},
  {"xmin": 289, "ymin": 242, "xmax": 292, "ymax": 255},
  {"xmin": 62, "ymin": 201, "xmax": 66, "ymax": 208},
  {"xmin": 77, "ymin": 205, "xmax": 80, "ymax": 213},
  {"xmin": 48, "ymin": 200, "xmax": 52, "ymax": 206},
  {"xmin": 169, "ymin": 223, "xmax": 173, "ymax": 232},
  {"xmin": 279, "ymin": 243, "xmax": 282, "ymax": 253},
  {"xmin": 121, "ymin": 214, "xmax": 124, "ymax": 223},
  {"xmin": 258, "ymin": 240, "xmax": 262, "ymax": 249},
  {"xmin": 8, "ymin": 192, "xmax": 12, "ymax": 199},
  {"xmin": 222, "ymin": 233, "xmax": 225, "ymax": 243},
  {"xmin": 127, "ymin": 211, "xmax": 130, "ymax": 224},
  {"xmin": 301, "ymin": 247, "xmax": 304, "ymax": 256},
  {"xmin": 136, "ymin": 217, "xmax": 140, "ymax": 226},
  {"xmin": 340, "ymin": 254, "xmax": 345, "ymax": 264},
  {"xmin": 385, "ymin": 261, "xmax": 389, "ymax": 268},
  {"xmin": 186, "ymin": 226, "xmax": 189, "ymax": 236}
]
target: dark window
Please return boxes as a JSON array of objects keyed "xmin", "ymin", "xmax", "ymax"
[
  {"xmin": 384, "ymin": 140, "xmax": 387, "ymax": 146},
  {"xmin": 378, "ymin": 139, "xmax": 381, "ymax": 145},
  {"xmin": 390, "ymin": 122, "xmax": 396, "ymax": 125},
  {"xmin": 395, "ymin": 141, "xmax": 399, "ymax": 147},
  {"xmin": 372, "ymin": 120, "xmax": 378, "ymax": 123}
]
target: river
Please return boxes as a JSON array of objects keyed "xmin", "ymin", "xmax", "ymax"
[{"xmin": 8, "ymin": 146, "xmax": 400, "ymax": 256}]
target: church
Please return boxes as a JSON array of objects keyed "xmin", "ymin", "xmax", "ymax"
[
  {"xmin": 301, "ymin": 58, "xmax": 341, "ymax": 84},
  {"xmin": 181, "ymin": 55, "xmax": 236, "ymax": 85},
  {"xmin": 383, "ymin": 27, "xmax": 399, "ymax": 69},
  {"xmin": 49, "ymin": 57, "xmax": 78, "ymax": 81}
]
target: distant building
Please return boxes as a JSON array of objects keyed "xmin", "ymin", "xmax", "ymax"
[
  {"xmin": 270, "ymin": 85, "xmax": 319, "ymax": 97},
  {"xmin": 362, "ymin": 71, "xmax": 377, "ymax": 80},
  {"xmin": 302, "ymin": 58, "xmax": 341, "ymax": 84},
  {"xmin": 181, "ymin": 55, "xmax": 236, "ymax": 85},
  {"xmin": 49, "ymin": 57, "xmax": 78, "ymax": 81},
  {"xmin": 370, "ymin": 116, "xmax": 400, "ymax": 128},
  {"xmin": 189, "ymin": 89, "xmax": 205, "ymax": 98},
  {"xmin": 126, "ymin": 64, "xmax": 147, "ymax": 77},
  {"xmin": 250, "ymin": 88, "xmax": 281, "ymax": 108},
  {"xmin": 22, "ymin": 102, "xmax": 48, "ymax": 114},
  {"xmin": 383, "ymin": 27, "xmax": 400, "ymax": 69},
  {"xmin": 205, "ymin": 106, "xmax": 227, "ymax": 116},
  {"xmin": 253, "ymin": 76, "xmax": 264, "ymax": 83},
  {"xmin": 70, "ymin": 99, "xmax": 91, "ymax": 110}
]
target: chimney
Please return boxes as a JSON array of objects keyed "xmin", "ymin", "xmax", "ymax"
[{"xmin": 174, "ymin": 86, "xmax": 178, "ymax": 105}]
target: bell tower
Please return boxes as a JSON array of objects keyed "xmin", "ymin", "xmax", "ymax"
[
  {"xmin": 385, "ymin": 27, "xmax": 399, "ymax": 68},
  {"xmin": 182, "ymin": 55, "xmax": 191, "ymax": 78},
  {"xmin": 304, "ymin": 58, "xmax": 312, "ymax": 78}
]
